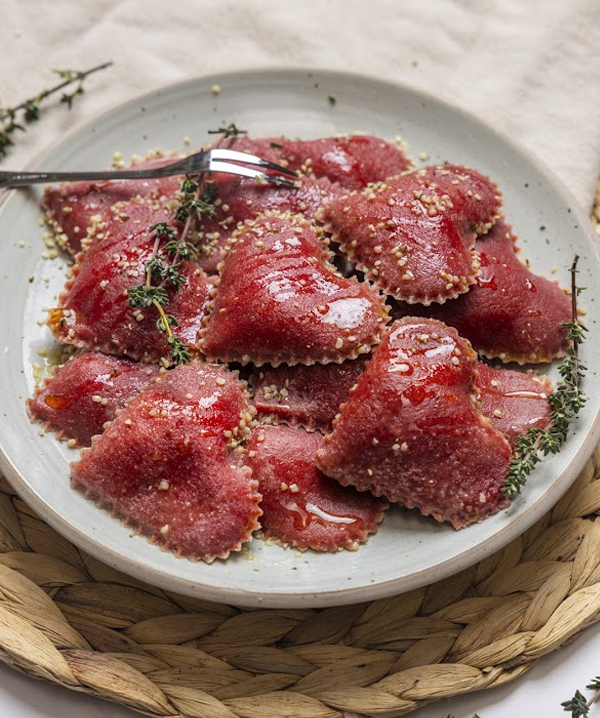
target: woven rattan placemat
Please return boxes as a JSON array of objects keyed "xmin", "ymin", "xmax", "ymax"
[{"xmin": 2, "ymin": 204, "xmax": 600, "ymax": 718}]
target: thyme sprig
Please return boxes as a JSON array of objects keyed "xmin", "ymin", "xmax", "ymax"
[
  {"xmin": 562, "ymin": 676, "xmax": 600, "ymax": 717},
  {"xmin": 502, "ymin": 256, "xmax": 587, "ymax": 496},
  {"xmin": 207, "ymin": 122, "xmax": 247, "ymax": 140},
  {"xmin": 126, "ymin": 123, "xmax": 248, "ymax": 366},
  {"xmin": 0, "ymin": 61, "xmax": 112, "ymax": 159},
  {"xmin": 126, "ymin": 153, "xmax": 226, "ymax": 366},
  {"xmin": 175, "ymin": 178, "xmax": 218, "ymax": 225},
  {"xmin": 126, "ymin": 217, "xmax": 198, "ymax": 367},
  {"xmin": 208, "ymin": 122, "xmax": 248, "ymax": 148}
]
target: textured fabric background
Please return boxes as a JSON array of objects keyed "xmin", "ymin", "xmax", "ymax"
[{"xmin": 2, "ymin": 0, "xmax": 600, "ymax": 207}]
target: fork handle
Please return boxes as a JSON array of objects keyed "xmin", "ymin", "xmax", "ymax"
[{"xmin": 0, "ymin": 166, "xmax": 182, "ymax": 189}]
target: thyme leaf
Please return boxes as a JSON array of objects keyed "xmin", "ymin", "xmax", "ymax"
[
  {"xmin": 562, "ymin": 680, "xmax": 600, "ymax": 718},
  {"xmin": 163, "ymin": 239, "xmax": 198, "ymax": 261},
  {"xmin": 156, "ymin": 313, "xmax": 178, "ymax": 333},
  {"xmin": 175, "ymin": 180, "xmax": 218, "ymax": 223},
  {"xmin": 146, "ymin": 255, "xmax": 170, "ymax": 283},
  {"xmin": 127, "ymin": 284, "xmax": 168, "ymax": 309},
  {"xmin": 502, "ymin": 256, "xmax": 587, "ymax": 496},
  {"xmin": 164, "ymin": 265, "xmax": 186, "ymax": 291},
  {"xmin": 149, "ymin": 222, "xmax": 178, "ymax": 241},
  {"xmin": 589, "ymin": 678, "xmax": 600, "ymax": 691},
  {"xmin": 168, "ymin": 335, "xmax": 192, "ymax": 365},
  {"xmin": 562, "ymin": 690, "xmax": 590, "ymax": 717}
]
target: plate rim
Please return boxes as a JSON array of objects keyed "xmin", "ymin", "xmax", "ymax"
[{"xmin": 1, "ymin": 66, "xmax": 600, "ymax": 608}]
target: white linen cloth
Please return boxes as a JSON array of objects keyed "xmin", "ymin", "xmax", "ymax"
[{"xmin": 2, "ymin": 0, "xmax": 600, "ymax": 210}]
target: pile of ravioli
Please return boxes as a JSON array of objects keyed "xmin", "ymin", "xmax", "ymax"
[{"xmin": 28, "ymin": 134, "xmax": 571, "ymax": 562}]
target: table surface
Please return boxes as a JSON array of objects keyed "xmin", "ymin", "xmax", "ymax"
[{"xmin": 1, "ymin": 618, "xmax": 599, "ymax": 717}]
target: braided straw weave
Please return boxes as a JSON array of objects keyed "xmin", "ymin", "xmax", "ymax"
[{"xmin": 2, "ymin": 205, "xmax": 600, "ymax": 718}]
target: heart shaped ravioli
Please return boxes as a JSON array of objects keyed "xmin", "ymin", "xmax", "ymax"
[
  {"xmin": 317, "ymin": 317, "xmax": 512, "ymax": 529},
  {"xmin": 188, "ymin": 172, "xmax": 343, "ymax": 274},
  {"xmin": 48, "ymin": 220, "xmax": 213, "ymax": 364},
  {"xmin": 477, "ymin": 362, "xmax": 552, "ymax": 447},
  {"xmin": 250, "ymin": 358, "xmax": 368, "ymax": 431},
  {"xmin": 43, "ymin": 154, "xmax": 182, "ymax": 256},
  {"xmin": 246, "ymin": 423, "xmax": 387, "ymax": 551},
  {"xmin": 71, "ymin": 362, "xmax": 261, "ymax": 562},
  {"xmin": 28, "ymin": 351, "xmax": 159, "ymax": 447},
  {"xmin": 266, "ymin": 134, "xmax": 413, "ymax": 190},
  {"xmin": 319, "ymin": 164, "xmax": 502, "ymax": 304},
  {"xmin": 229, "ymin": 134, "xmax": 412, "ymax": 190},
  {"xmin": 199, "ymin": 211, "xmax": 388, "ymax": 366},
  {"xmin": 414, "ymin": 219, "xmax": 572, "ymax": 363}
]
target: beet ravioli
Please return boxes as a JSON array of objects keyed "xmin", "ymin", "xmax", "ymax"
[
  {"xmin": 199, "ymin": 211, "xmax": 388, "ymax": 366},
  {"xmin": 265, "ymin": 134, "xmax": 413, "ymax": 190},
  {"xmin": 416, "ymin": 219, "xmax": 571, "ymax": 363},
  {"xmin": 319, "ymin": 164, "xmax": 502, "ymax": 304},
  {"xmin": 245, "ymin": 424, "xmax": 388, "ymax": 551},
  {"xmin": 28, "ymin": 352, "xmax": 159, "ymax": 446},
  {"xmin": 71, "ymin": 363, "xmax": 261, "ymax": 562},
  {"xmin": 189, "ymin": 174, "xmax": 343, "ymax": 275},
  {"xmin": 250, "ymin": 358, "xmax": 368, "ymax": 431},
  {"xmin": 477, "ymin": 362, "xmax": 552, "ymax": 447},
  {"xmin": 317, "ymin": 317, "xmax": 513, "ymax": 529},
  {"xmin": 29, "ymin": 132, "xmax": 569, "ymax": 562},
  {"xmin": 43, "ymin": 154, "xmax": 182, "ymax": 256},
  {"xmin": 48, "ymin": 218, "xmax": 213, "ymax": 363}
]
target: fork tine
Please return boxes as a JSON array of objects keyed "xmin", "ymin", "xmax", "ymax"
[
  {"xmin": 207, "ymin": 160, "xmax": 298, "ymax": 187},
  {"xmin": 208, "ymin": 148, "xmax": 298, "ymax": 177}
]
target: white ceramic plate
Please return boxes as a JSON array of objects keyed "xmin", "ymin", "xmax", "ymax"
[{"xmin": 1, "ymin": 68, "xmax": 600, "ymax": 609}]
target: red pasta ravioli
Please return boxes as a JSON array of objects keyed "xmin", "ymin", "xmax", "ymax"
[
  {"xmin": 43, "ymin": 154, "xmax": 182, "ymax": 256},
  {"xmin": 319, "ymin": 164, "xmax": 502, "ymax": 304},
  {"xmin": 230, "ymin": 134, "xmax": 412, "ymax": 189},
  {"xmin": 250, "ymin": 353, "xmax": 552, "ymax": 447},
  {"xmin": 71, "ymin": 362, "xmax": 261, "ymax": 562},
  {"xmin": 317, "ymin": 317, "xmax": 512, "ymax": 529},
  {"xmin": 188, "ymin": 174, "xmax": 343, "ymax": 274},
  {"xmin": 250, "ymin": 358, "xmax": 367, "ymax": 431},
  {"xmin": 71, "ymin": 198, "xmax": 173, "ymax": 255},
  {"xmin": 30, "ymin": 131, "xmax": 575, "ymax": 556},
  {"xmin": 179, "ymin": 134, "xmax": 408, "ymax": 273},
  {"xmin": 413, "ymin": 219, "xmax": 571, "ymax": 363},
  {"xmin": 246, "ymin": 424, "xmax": 387, "ymax": 551},
  {"xmin": 48, "ymin": 223, "xmax": 213, "ymax": 363},
  {"xmin": 477, "ymin": 363, "xmax": 552, "ymax": 446},
  {"xmin": 28, "ymin": 352, "xmax": 159, "ymax": 446},
  {"xmin": 269, "ymin": 134, "xmax": 412, "ymax": 189},
  {"xmin": 199, "ymin": 211, "xmax": 388, "ymax": 366}
]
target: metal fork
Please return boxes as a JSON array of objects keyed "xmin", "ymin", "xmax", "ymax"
[{"xmin": 0, "ymin": 148, "xmax": 298, "ymax": 190}]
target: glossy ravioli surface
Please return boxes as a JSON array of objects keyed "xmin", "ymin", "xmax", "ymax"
[
  {"xmin": 200, "ymin": 211, "xmax": 388, "ymax": 366},
  {"xmin": 71, "ymin": 362, "xmax": 261, "ymax": 562},
  {"xmin": 416, "ymin": 219, "xmax": 571, "ymax": 363},
  {"xmin": 28, "ymin": 352, "xmax": 159, "ymax": 446},
  {"xmin": 319, "ymin": 164, "xmax": 502, "ymax": 304},
  {"xmin": 317, "ymin": 317, "xmax": 513, "ymax": 529},
  {"xmin": 246, "ymin": 424, "xmax": 387, "ymax": 551}
]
